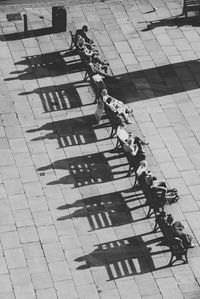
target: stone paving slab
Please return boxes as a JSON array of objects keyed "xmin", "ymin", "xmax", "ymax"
[{"xmin": 1, "ymin": 0, "xmax": 200, "ymax": 298}]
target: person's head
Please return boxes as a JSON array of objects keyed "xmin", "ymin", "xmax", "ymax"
[
  {"xmin": 101, "ymin": 89, "xmax": 108, "ymax": 97},
  {"xmin": 160, "ymin": 211, "xmax": 167, "ymax": 218},
  {"xmin": 167, "ymin": 214, "xmax": 174, "ymax": 225},
  {"xmin": 119, "ymin": 122, "xmax": 126, "ymax": 129},
  {"xmin": 77, "ymin": 36, "xmax": 85, "ymax": 48},
  {"xmin": 82, "ymin": 25, "xmax": 88, "ymax": 32},
  {"xmin": 92, "ymin": 55, "xmax": 100, "ymax": 64},
  {"xmin": 106, "ymin": 97, "xmax": 112, "ymax": 104},
  {"xmin": 139, "ymin": 160, "xmax": 147, "ymax": 169},
  {"xmin": 140, "ymin": 171, "xmax": 147, "ymax": 178}
]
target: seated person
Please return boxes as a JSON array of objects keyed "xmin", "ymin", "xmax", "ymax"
[
  {"xmin": 88, "ymin": 56, "xmax": 110, "ymax": 77},
  {"xmin": 123, "ymin": 135, "xmax": 148, "ymax": 156},
  {"xmin": 76, "ymin": 35, "xmax": 98, "ymax": 59},
  {"xmin": 101, "ymin": 89, "xmax": 133, "ymax": 124},
  {"xmin": 138, "ymin": 170, "xmax": 179, "ymax": 205},
  {"xmin": 75, "ymin": 25, "xmax": 94, "ymax": 45},
  {"xmin": 167, "ymin": 214, "xmax": 196, "ymax": 248}
]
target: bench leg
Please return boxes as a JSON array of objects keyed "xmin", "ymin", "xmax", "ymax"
[
  {"xmin": 168, "ymin": 253, "xmax": 174, "ymax": 266},
  {"xmin": 146, "ymin": 206, "xmax": 152, "ymax": 218}
]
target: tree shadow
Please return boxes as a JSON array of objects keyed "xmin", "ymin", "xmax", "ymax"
[
  {"xmin": 19, "ymin": 80, "xmax": 90, "ymax": 112},
  {"xmin": 4, "ymin": 50, "xmax": 83, "ymax": 81},
  {"xmin": 57, "ymin": 191, "xmax": 144, "ymax": 229},
  {"xmin": 141, "ymin": 14, "xmax": 200, "ymax": 32},
  {"xmin": 75, "ymin": 234, "xmax": 169, "ymax": 279},
  {"xmin": 37, "ymin": 151, "xmax": 128, "ymax": 188},
  {"xmin": 26, "ymin": 115, "xmax": 109, "ymax": 147},
  {"xmin": 0, "ymin": 26, "xmax": 68, "ymax": 41}
]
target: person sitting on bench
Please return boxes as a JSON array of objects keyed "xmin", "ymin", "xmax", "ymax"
[
  {"xmin": 138, "ymin": 170, "xmax": 179, "ymax": 203},
  {"xmin": 123, "ymin": 134, "xmax": 148, "ymax": 156},
  {"xmin": 88, "ymin": 56, "xmax": 110, "ymax": 77},
  {"xmin": 76, "ymin": 35, "xmax": 98, "ymax": 56},
  {"xmin": 101, "ymin": 89, "xmax": 133, "ymax": 124},
  {"xmin": 167, "ymin": 214, "xmax": 196, "ymax": 248},
  {"xmin": 75, "ymin": 25, "xmax": 94, "ymax": 45}
]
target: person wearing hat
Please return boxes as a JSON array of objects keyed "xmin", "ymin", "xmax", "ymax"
[
  {"xmin": 167, "ymin": 215, "xmax": 196, "ymax": 248},
  {"xmin": 75, "ymin": 25, "xmax": 94, "ymax": 45}
]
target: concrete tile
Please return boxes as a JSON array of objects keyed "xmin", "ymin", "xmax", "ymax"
[
  {"xmin": 99, "ymin": 288, "xmax": 121, "ymax": 299},
  {"xmin": 22, "ymin": 242, "xmax": 44, "ymax": 260},
  {"xmin": 55, "ymin": 280, "xmax": 78, "ymax": 299},
  {"xmin": 181, "ymin": 170, "xmax": 200, "ymax": 186},
  {"xmin": 0, "ymin": 165, "xmax": 19, "ymax": 179},
  {"xmin": 4, "ymin": 178, "xmax": 24, "ymax": 195},
  {"xmin": 32, "ymin": 211, "xmax": 53, "ymax": 227},
  {"xmin": 159, "ymin": 161, "xmax": 180, "ymax": 179},
  {"xmin": 13, "ymin": 282, "xmax": 35, "ymax": 299},
  {"xmin": 18, "ymin": 226, "xmax": 39, "ymax": 243},
  {"xmin": 76, "ymin": 284, "xmax": 99, "ymax": 299},
  {"xmin": 189, "ymin": 185, "xmax": 200, "ymax": 201},
  {"xmin": 5, "ymin": 248, "xmax": 26, "ymax": 269},
  {"xmin": 152, "ymin": 148, "xmax": 172, "ymax": 163},
  {"xmin": 178, "ymin": 194, "xmax": 199, "ymax": 212},
  {"xmin": 0, "ymin": 257, "xmax": 8, "ymax": 275},
  {"xmin": 9, "ymin": 138, "xmax": 28, "ymax": 153},
  {"xmin": 8, "ymin": 194, "xmax": 29, "ymax": 210},
  {"xmin": 156, "ymin": 276, "xmax": 183, "ymax": 298},
  {"xmin": 27, "ymin": 196, "xmax": 48, "ymax": 212},
  {"xmin": 10, "ymin": 267, "xmax": 31, "ymax": 285},
  {"xmin": 14, "ymin": 152, "xmax": 33, "ymax": 167},
  {"xmin": 13, "ymin": 209, "xmax": 34, "ymax": 227},
  {"xmin": 18, "ymin": 166, "xmax": 38, "ymax": 183},
  {"xmin": 49, "ymin": 261, "xmax": 71, "ymax": 281},
  {"xmin": 43, "ymin": 243, "xmax": 65, "ymax": 262},
  {"xmin": 174, "ymin": 156, "xmax": 195, "ymax": 171},
  {"xmin": 150, "ymin": 112, "xmax": 170, "ymax": 128},
  {"xmin": 0, "ymin": 274, "xmax": 12, "ymax": 294},
  {"xmin": 38, "ymin": 225, "xmax": 59, "ymax": 244},
  {"xmin": 36, "ymin": 288, "xmax": 57, "ymax": 299},
  {"xmin": 24, "ymin": 181, "xmax": 43, "ymax": 197},
  {"xmin": 60, "ymin": 235, "xmax": 81, "ymax": 250},
  {"xmin": 116, "ymin": 278, "xmax": 141, "ymax": 299},
  {"xmin": 27, "ymin": 257, "xmax": 48, "ymax": 274},
  {"xmin": 31, "ymin": 272, "xmax": 53, "ymax": 290}
]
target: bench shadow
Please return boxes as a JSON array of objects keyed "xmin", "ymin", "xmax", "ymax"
[
  {"xmin": 75, "ymin": 234, "xmax": 169, "ymax": 279},
  {"xmin": 57, "ymin": 190, "xmax": 144, "ymax": 229},
  {"xmin": 4, "ymin": 50, "xmax": 83, "ymax": 81},
  {"xmin": 19, "ymin": 80, "xmax": 90, "ymax": 112},
  {"xmin": 37, "ymin": 151, "xmax": 129, "ymax": 188},
  {"xmin": 26, "ymin": 115, "xmax": 108, "ymax": 147}
]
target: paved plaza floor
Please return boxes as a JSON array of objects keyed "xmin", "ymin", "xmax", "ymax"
[{"xmin": 1, "ymin": 0, "xmax": 200, "ymax": 298}]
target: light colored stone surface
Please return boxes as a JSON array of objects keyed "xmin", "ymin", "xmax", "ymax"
[{"xmin": 1, "ymin": 0, "xmax": 200, "ymax": 298}]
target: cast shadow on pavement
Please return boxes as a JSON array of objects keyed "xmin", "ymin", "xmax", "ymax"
[
  {"xmin": 17, "ymin": 58, "xmax": 200, "ymax": 113},
  {"xmin": 141, "ymin": 15, "xmax": 200, "ymax": 32},
  {"xmin": 19, "ymin": 81, "xmax": 91, "ymax": 112},
  {"xmin": 75, "ymin": 234, "xmax": 169, "ymax": 279},
  {"xmin": 26, "ymin": 115, "xmax": 109, "ymax": 147},
  {"xmin": 0, "ymin": 26, "xmax": 65, "ymax": 41},
  {"xmin": 36, "ymin": 151, "xmax": 130, "ymax": 188},
  {"xmin": 5, "ymin": 50, "xmax": 83, "ymax": 81},
  {"xmin": 57, "ymin": 190, "xmax": 146, "ymax": 229}
]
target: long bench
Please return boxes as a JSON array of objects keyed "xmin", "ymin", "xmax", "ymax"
[{"xmin": 154, "ymin": 213, "xmax": 188, "ymax": 265}]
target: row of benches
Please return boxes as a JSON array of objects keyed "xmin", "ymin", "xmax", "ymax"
[{"xmin": 69, "ymin": 28, "xmax": 192, "ymax": 265}]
